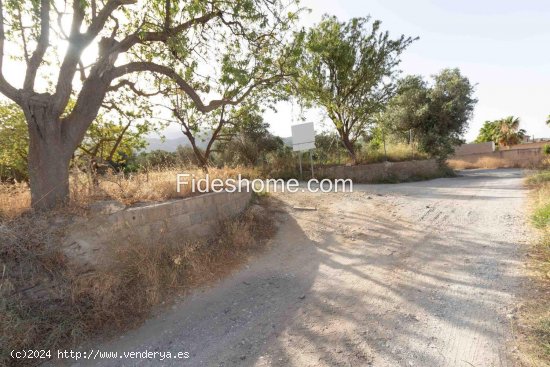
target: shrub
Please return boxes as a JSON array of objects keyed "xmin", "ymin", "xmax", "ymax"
[
  {"xmin": 533, "ymin": 203, "xmax": 550, "ymax": 229},
  {"xmin": 526, "ymin": 171, "xmax": 550, "ymax": 186}
]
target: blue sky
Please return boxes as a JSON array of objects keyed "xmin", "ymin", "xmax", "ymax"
[{"xmin": 263, "ymin": 0, "xmax": 550, "ymax": 141}]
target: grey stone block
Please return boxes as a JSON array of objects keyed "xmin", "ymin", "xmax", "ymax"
[{"xmin": 190, "ymin": 211, "xmax": 203, "ymax": 225}]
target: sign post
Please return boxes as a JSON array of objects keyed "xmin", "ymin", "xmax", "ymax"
[
  {"xmin": 298, "ymin": 153, "xmax": 303, "ymax": 179},
  {"xmin": 291, "ymin": 122, "xmax": 315, "ymax": 180},
  {"xmin": 309, "ymin": 150, "xmax": 314, "ymax": 178}
]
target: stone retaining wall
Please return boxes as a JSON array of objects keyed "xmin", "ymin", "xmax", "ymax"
[
  {"xmin": 64, "ymin": 189, "xmax": 252, "ymax": 268},
  {"xmin": 316, "ymin": 159, "xmax": 441, "ymax": 183}
]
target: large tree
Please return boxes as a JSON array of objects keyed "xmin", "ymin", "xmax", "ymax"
[
  {"xmin": 379, "ymin": 75, "xmax": 429, "ymax": 143},
  {"xmin": 381, "ymin": 69, "xmax": 477, "ymax": 160},
  {"xmin": 0, "ymin": 0, "xmax": 299, "ymax": 209},
  {"xmin": 294, "ymin": 15, "xmax": 415, "ymax": 164}
]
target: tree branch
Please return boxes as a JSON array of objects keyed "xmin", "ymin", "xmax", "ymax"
[
  {"xmin": 107, "ymin": 79, "xmax": 167, "ymax": 97},
  {"xmin": 174, "ymin": 110, "xmax": 208, "ymax": 168},
  {"xmin": 77, "ymin": 61, "xmax": 87, "ymax": 81},
  {"xmin": 0, "ymin": 0, "xmax": 21, "ymax": 102},
  {"xmin": 16, "ymin": 5, "xmax": 30, "ymax": 64},
  {"xmin": 164, "ymin": 0, "xmax": 171, "ymax": 30},
  {"xmin": 108, "ymin": 120, "xmax": 132, "ymax": 161},
  {"xmin": 23, "ymin": 0, "xmax": 50, "ymax": 91},
  {"xmin": 114, "ymin": 10, "xmax": 222, "ymax": 54},
  {"xmin": 204, "ymin": 106, "xmax": 227, "ymax": 159},
  {"xmin": 84, "ymin": 0, "xmax": 136, "ymax": 43},
  {"xmin": 53, "ymin": 0, "xmax": 135, "ymax": 115},
  {"xmin": 110, "ymin": 62, "xmax": 283, "ymax": 113},
  {"xmin": 91, "ymin": 0, "xmax": 97, "ymax": 20}
]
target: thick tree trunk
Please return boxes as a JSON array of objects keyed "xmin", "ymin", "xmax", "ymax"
[
  {"xmin": 184, "ymin": 132, "xmax": 209, "ymax": 172},
  {"xmin": 197, "ymin": 153, "xmax": 209, "ymax": 173},
  {"xmin": 26, "ymin": 110, "xmax": 71, "ymax": 210},
  {"xmin": 341, "ymin": 135, "xmax": 357, "ymax": 165}
]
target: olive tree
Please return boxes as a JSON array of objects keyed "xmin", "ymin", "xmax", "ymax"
[
  {"xmin": 381, "ymin": 69, "xmax": 477, "ymax": 160},
  {"xmin": 0, "ymin": 0, "xmax": 300, "ymax": 209}
]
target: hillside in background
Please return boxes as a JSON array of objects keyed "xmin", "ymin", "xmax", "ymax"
[
  {"xmin": 144, "ymin": 137, "xmax": 209, "ymax": 152},
  {"xmin": 144, "ymin": 134, "xmax": 292, "ymax": 153}
]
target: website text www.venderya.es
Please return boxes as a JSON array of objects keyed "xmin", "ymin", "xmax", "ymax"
[
  {"xmin": 10, "ymin": 349, "xmax": 189, "ymax": 362},
  {"xmin": 176, "ymin": 174, "xmax": 353, "ymax": 194}
]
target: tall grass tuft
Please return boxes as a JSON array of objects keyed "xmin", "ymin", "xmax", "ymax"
[
  {"xmin": 517, "ymin": 170, "xmax": 550, "ymax": 364},
  {"xmin": 0, "ymin": 166, "xmax": 260, "ymax": 218}
]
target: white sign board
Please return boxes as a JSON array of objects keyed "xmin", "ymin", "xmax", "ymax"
[{"xmin": 291, "ymin": 122, "xmax": 315, "ymax": 152}]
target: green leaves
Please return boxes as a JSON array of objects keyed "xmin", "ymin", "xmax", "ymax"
[
  {"xmin": 475, "ymin": 121, "xmax": 500, "ymax": 144},
  {"xmin": 0, "ymin": 103, "xmax": 28, "ymax": 181},
  {"xmin": 79, "ymin": 115, "xmax": 152, "ymax": 164},
  {"xmin": 381, "ymin": 69, "xmax": 477, "ymax": 160},
  {"xmin": 215, "ymin": 103, "xmax": 283, "ymax": 166},
  {"xmin": 294, "ymin": 15, "xmax": 415, "ymax": 161},
  {"xmin": 475, "ymin": 116, "xmax": 525, "ymax": 147}
]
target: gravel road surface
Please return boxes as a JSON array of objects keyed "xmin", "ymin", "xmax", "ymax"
[{"xmin": 76, "ymin": 168, "xmax": 528, "ymax": 367}]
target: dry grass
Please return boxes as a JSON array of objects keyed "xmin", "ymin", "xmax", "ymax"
[
  {"xmin": 75, "ymin": 166, "xmax": 259, "ymax": 205},
  {"xmin": 360, "ymin": 143, "xmax": 429, "ymax": 164},
  {"xmin": 0, "ymin": 182, "xmax": 30, "ymax": 219},
  {"xmin": 516, "ymin": 171, "xmax": 550, "ymax": 366},
  {"xmin": 0, "ymin": 166, "xmax": 259, "ymax": 219},
  {"xmin": 448, "ymin": 152, "xmax": 548, "ymax": 170},
  {"xmin": 0, "ymin": 197, "xmax": 275, "ymax": 366}
]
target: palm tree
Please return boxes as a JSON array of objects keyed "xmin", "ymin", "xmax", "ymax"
[
  {"xmin": 496, "ymin": 116, "xmax": 525, "ymax": 147},
  {"xmin": 475, "ymin": 121, "xmax": 500, "ymax": 143}
]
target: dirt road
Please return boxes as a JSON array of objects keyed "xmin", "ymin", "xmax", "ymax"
[{"xmin": 80, "ymin": 168, "xmax": 529, "ymax": 367}]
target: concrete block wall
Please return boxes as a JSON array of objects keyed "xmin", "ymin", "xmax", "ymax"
[
  {"xmin": 63, "ymin": 189, "xmax": 252, "ymax": 268},
  {"xmin": 454, "ymin": 142, "xmax": 495, "ymax": 156},
  {"xmin": 316, "ymin": 159, "xmax": 441, "ymax": 183}
]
